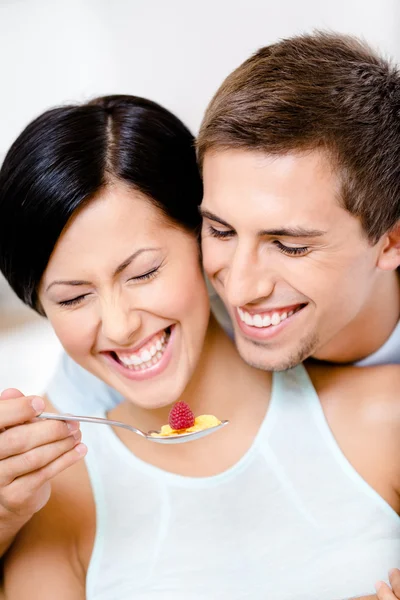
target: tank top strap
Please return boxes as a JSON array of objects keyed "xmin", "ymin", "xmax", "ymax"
[
  {"xmin": 265, "ymin": 364, "xmax": 317, "ymax": 428},
  {"xmin": 266, "ymin": 364, "xmax": 399, "ymax": 524}
]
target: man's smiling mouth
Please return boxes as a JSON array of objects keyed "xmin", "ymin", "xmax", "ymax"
[{"xmin": 237, "ymin": 304, "xmax": 306, "ymax": 328}]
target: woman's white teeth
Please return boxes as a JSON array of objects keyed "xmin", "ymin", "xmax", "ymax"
[
  {"xmin": 238, "ymin": 307, "xmax": 296, "ymax": 328},
  {"xmin": 140, "ymin": 350, "xmax": 152, "ymax": 362},
  {"xmin": 271, "ymin": 313, "xmax": 280, "ymax": 326},
  {"xmin": 116, "ymin": 331, "xmax": 169, "ymax": 370}
]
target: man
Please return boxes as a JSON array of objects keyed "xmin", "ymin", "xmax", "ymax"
[
  {"xmin": 0, "ymin": 31, "xmax": 399, "ymax": 599},
  {"xmin": 197, "ymin": 32, "xmax": 400, "ymax": 372}
]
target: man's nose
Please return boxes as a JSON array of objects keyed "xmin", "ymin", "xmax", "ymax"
[
  {"xmin": 224, "ymin": 246, "xmax": 276, "ymax": 308},
  {"xmin": 100, "ymin": 296, "xmax": 141, "ymax": 346}
]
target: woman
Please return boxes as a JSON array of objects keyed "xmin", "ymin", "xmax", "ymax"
[{"xmin": 0, "ymin": 95, "xmax": 399, "ymax": 599}]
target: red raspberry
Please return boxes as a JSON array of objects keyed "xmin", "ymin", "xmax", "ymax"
[{"xmin": 168, "ymin": 401, "xmax": 195, "ymax": 430}]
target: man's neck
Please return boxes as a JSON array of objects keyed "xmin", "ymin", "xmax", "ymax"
[{"xmin": 313, "ymin": 270, "xmax": 400, "ymax": 364}]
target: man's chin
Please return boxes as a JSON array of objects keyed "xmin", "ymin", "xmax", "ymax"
[{"xmin": 234, "ymin": 333, "xmax": 319, "ymax": 372}]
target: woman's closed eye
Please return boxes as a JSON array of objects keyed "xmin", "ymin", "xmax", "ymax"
[
  {"xmin": 58, "ymin": 267, "xmax": 162, "ymax": 307},
  {"xmin": 59, "ymin": 294, "xmax": 89, "ymax": 307},
  {"xmin": 128, "ymin": 265, "xmax": 161, "ymax": 282}
]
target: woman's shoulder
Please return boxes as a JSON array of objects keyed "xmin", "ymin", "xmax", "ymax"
[
  {"xmin": 308, "ymin": 362, "xmax": 400, "ymax": 415},
  {"xmin": 307, "ymin": 362, "xmax": 400, "ymax": 440},
  {"xmin": 307, "ymin": 362, "xmax": 400, "ymax": 510}
]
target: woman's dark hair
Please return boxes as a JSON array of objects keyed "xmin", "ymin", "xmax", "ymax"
[{"xmin": 0, "ymin": 95, "xmax": 202, "ymax": 312}]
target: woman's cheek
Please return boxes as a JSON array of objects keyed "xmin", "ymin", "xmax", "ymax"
[
  {"xmin": 162, "ymin": 263, "xmax": 208, "ymax": 318},
  {"xmin": 48, "ymin": 311, "xmax": 95, "ymax": 358}
]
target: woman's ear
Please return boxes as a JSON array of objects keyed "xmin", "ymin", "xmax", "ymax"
[{"xmin": 377, "ymin": 222, "xmax": 400, "ymax": 271}]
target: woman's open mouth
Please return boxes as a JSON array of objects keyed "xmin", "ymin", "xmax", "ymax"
[{"xmin": 104, "ymin": 325, "xmax": 174, "ymax": 380}]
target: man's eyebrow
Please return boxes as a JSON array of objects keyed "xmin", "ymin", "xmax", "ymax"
[
  {"xmin": 258, "ymin": 227, "xmax": 326, "ymax": 238},
  {"xmin": 45, "ymin": 247, "xmax": 159, "ymax": 292},
  {"xmin": 199, "ymin": 209, "xmax": 232, "ymax": 228},
  {"xmin": 200, "ymin": 208, "xmax": 325, "ymax": 238}
]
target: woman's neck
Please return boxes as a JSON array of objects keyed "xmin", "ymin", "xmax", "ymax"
[{"xmin": 110, "ymin": 314, "xmax": 271, "ymax": 433}]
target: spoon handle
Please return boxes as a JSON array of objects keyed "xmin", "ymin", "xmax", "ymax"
[{"xmin": 38, "ymin": 412, "xmax": 146, "ymax": 437}]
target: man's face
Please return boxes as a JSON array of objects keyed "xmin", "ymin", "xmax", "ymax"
[{"xmin": 201, "ymin": 149, "xmax": 386, "ymax": 371}]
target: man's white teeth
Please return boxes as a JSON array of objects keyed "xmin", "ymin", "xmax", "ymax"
[
  {"xmin": 253, "ymin": 314, "xmax": 263, "ymax": 327},
  {"xmin": 238, "ymin": 307, "xmax": 297, "ymax": 328},
  {"xmin": 116, "ymin": 331, "xmax": 169, "ymax": 370},
  {"xmin": 244, "ymin": 312, "xmax": 252, "ymax": 325}
]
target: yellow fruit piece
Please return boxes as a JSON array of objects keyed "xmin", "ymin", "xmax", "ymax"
[
  {"xmin": 160, "ymin": 424, "xmax": 174, "ymax": 435},
  {"xmin": 194, "ymin": 415, "xmax": 221, "ymax": 428},
  {"xmin": 150, "ymin": 414, "xmax": 221, "ymax": 437}
]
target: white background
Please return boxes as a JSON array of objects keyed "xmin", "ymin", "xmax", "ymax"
[
  {"xmin": 0, "ymin": 0, "xmax": 399, "ymax": 392},
  {"xmin": 1, "ymin": 0, "xmax": 400, "ymax": 154}
]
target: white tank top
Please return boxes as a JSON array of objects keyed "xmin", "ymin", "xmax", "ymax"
[{"xmin": 71, "ymin": 365, "xmax": 399, "ymax": 600}]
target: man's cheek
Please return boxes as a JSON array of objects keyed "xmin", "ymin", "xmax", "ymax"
[{"xmin": 202, "ymin": 251, "xmax": 218, "ymax": 279}]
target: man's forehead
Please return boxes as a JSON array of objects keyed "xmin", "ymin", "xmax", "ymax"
[{"xmin": 201, "ymin": 148, "xmax": 345, "ymax": 227}]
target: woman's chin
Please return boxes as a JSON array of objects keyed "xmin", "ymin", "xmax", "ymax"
[{"xmin": 122, "ymin": 376, "xmax": 189, "ymax": 412}]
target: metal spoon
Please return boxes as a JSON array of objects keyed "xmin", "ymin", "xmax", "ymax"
[{"xmin": 38, "ymin": 412, "xmax": 229, "ymax": 444}]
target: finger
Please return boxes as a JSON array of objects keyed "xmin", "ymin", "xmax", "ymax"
[
  {"xmin": 389, "ymin": 569, "xmax": 400, "ymax": 597},
  {"xmin": 0, "ymin": 396, "xmax": 46, "ymax": 429},
  {"xmin": 0, "ymin": 388, "xmax": 25, "ymax": 400},
  {"xmin": 0, "ymin": 389, "xmax": 27, "ymax": 433},
  {"xmin": 0, "ymin": 432, "xmax": 83, "ymax": 484},
  {"xmin": 27, "ymin": 443, "xmax": 87, "ymax": 488},
  {"xmin": 2, "ymin": 444, "xmax": 87, "ymax": 514},
  {"xmin": 10, "ymin": 443, "xmax": 87, "ymax": 497},
  {"xmin": 375, "ymin": 581, "xmax": 397, "ymax": 599},
  {"xmin": 0, "ymin": 418, "xmax": 80, "ymax": 460}
]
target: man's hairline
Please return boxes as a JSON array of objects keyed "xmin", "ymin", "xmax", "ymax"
[{"xmin": 197, "ymin": 144, "xmax": 383, "ymax": 245}]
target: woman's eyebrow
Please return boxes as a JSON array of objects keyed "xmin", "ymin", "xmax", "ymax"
[
  {"xmin": 113, "ymin": 247, "xmax": 160, "ymax": 276},
  {"xmin": 45, "ymin": 247, "xmax": 160, "ymax": 292}
]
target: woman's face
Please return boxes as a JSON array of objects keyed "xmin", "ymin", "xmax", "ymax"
[{"xmin": 39, "ymin": 182, "xmax": 210, "ymax": 409}]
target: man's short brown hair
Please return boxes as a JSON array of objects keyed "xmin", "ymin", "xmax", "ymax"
[{"xmin": 197, "ymin": 32, "xmax": 400, "ymax": 242}]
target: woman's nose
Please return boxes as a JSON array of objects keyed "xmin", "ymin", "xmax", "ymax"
[{"xmin": 100, "ymin": 298, "xmax": 141, "ymax": 346}]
